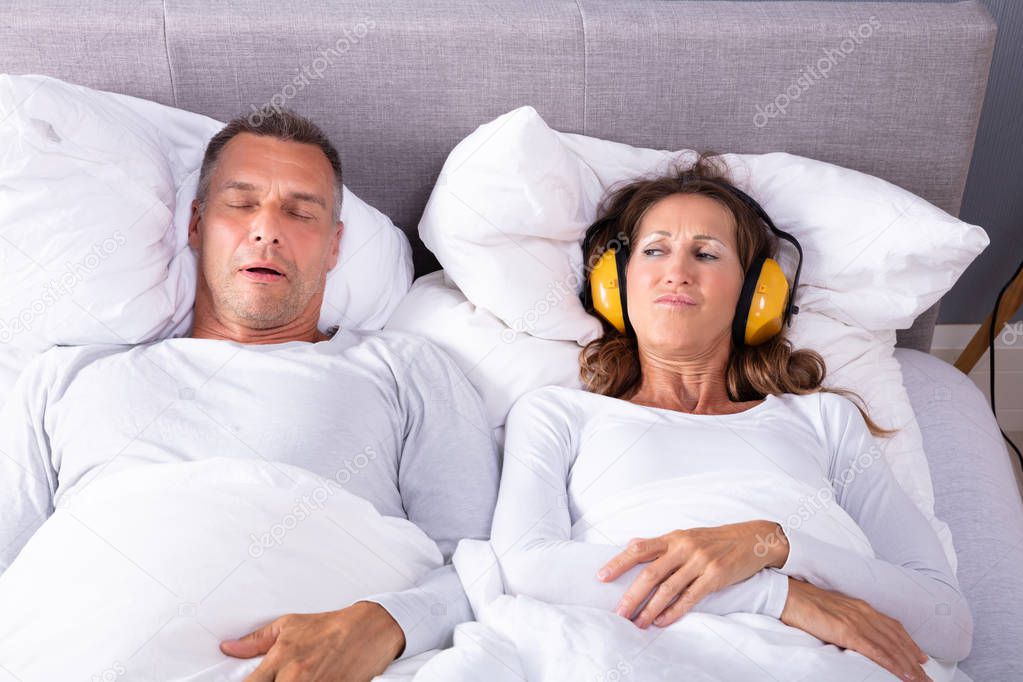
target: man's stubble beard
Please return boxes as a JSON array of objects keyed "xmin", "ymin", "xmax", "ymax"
[{"xmin": 205, "ymin": 258, "xmax": 322, "ymax": 330}]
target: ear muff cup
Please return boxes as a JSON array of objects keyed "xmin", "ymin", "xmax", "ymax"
[
  {"xmin": 732, "ymin": 256, "xmax": 790, "ymax": 347},
  {"xmin": 588, "ymin": 246, "xmax": 632, "ymax": 336}
]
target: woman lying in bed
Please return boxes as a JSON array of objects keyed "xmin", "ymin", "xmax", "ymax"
[{"xmin": 488, "ymin": 157, "xmax": 971, "ymax": 682}]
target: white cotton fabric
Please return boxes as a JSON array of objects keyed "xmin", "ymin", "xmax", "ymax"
[{"xmin": 386, "ymin": 272, "xmax": 582, "ymax": 440}]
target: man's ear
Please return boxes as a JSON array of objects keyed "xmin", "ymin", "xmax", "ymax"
[
  {"xmin": 187, "ymin": 199, "xmax": 202, "ymax": 251},
  {"xmin": 327, "ymin": 220, "xmax": 344, "ymax": 271}
]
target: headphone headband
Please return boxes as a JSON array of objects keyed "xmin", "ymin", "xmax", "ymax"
[{"xmin": 695, "ymin": 181, "xmax": 803, "ymax": 328}]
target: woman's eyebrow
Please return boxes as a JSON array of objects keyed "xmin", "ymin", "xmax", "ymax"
[{"xmin": 642, "ymin": 230, "xmax": 724, "ymax": 245}]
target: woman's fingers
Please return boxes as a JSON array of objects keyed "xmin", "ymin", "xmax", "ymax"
[
  {"xmin": 876, "ymin": 632, "xmax": 925, "ymax": 681},
  {"xmin": 630, "ymin": 567, "xmax": 698, "ymax": 628},
  {"xmin": 631, "ymin": 581, "xmax": 680, "ymax": 629},
  {"xmin": 855, "ymin": 630, "xmax": 907, "ymax": 681},
  {"xmin": 652, "ymin": 575, "xmax": 713, "ymax": 627},
  {"xmin": 598, "ymin": 537, "xmax": 663, "ymax": 582},
  {"xmin": 783, "ymin": 581, "xmax": 931, "ymax": 682},
  {"xmin": 887, "ymin": 618, "xmax": 928, "ymax": 665},
  {"xmin": 858, "ymin": 622, "xmax": 929, "ymax": 682},
  {"xmin": 871, "ymin": 618, "xmax": 931, "ymax": 680},
  {"xmin": 614, "ymin": 557, "xmax": 675, "ymax": 618}
]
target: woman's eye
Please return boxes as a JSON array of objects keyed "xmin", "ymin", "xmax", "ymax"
[
  {"xmin": 697, "ymin": 252, "xmax": 718, "ymax": 260},
  {"xmin": 642, "ymin": 248, "xmax": 664, "ymax": 256}
]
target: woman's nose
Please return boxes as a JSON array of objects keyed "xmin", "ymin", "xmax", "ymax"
[{"xmin": 663, "ymin": 255, "xmax": 692, "ymax": 285}]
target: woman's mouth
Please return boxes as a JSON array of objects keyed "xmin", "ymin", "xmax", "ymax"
[{"xmin": 654, "ymin": 294, "xmax": 697, "ymax": 307}]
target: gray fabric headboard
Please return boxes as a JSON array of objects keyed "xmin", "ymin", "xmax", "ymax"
[{"xmin": 0, "ymin": 0, "xmax": 996, "ymax": 352}]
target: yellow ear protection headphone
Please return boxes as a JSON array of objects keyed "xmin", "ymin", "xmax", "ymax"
[{"xmin": 580, "ymin": 182, "xmax": 802, "ymax": 347}]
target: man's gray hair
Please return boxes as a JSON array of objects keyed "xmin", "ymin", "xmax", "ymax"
[{"xmin": 195, "ymin": 109, "xmax": 344, "ymax": 222}]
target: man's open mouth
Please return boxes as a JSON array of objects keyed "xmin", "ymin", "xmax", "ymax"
[{"xmin": 240, "ymin": 265, "xmax": 286, "ymax": 281}]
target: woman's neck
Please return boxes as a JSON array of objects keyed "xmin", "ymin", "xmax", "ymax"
[{"xmin": 627, "ymin": 343, "xmax": 738, "ymax": 414}]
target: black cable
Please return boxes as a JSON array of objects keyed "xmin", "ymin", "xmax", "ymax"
[{"xmin": 988, "ymin": 257, "xmax": 1023, "ymax": 471}]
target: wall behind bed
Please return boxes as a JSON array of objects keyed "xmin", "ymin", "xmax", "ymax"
[
  {"xmin": 726, "ymin": 0, "xmax": 1022, "ymax": 320},
  {"xmin": 0, "ymin": 0, "xmax": 1004, "ymax": 350}
]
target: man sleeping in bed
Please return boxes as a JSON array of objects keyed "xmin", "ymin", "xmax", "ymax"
[
  {"xmin": 0, "ymin": 110, "xmax": 498, "ymax": 681},
  {"xmin": 419, "ymin": 157, "xmax": 972, "ymax": 682}
]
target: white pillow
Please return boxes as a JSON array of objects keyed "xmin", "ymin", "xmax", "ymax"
[
  {"xmin": 0, "ymin": 74, "xmax": 413, "ymax": 400},
  {"xmin": 421, "ymin": 106, "xmax": 989, "ymax": 342},
  {"xmin": 387, "ymin": 272, "xmax": 582, "ymax": 443}
]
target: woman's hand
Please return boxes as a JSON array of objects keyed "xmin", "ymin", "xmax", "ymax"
[
  {"xmin": 597, "ymin": 520, "xmax": 789, "ymax": 628},
  {"xmin": 781, "ymin": 577, "xmax": 931, "ymax": 682}
]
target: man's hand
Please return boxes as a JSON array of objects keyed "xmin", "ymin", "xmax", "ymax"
[
  {"xmin": 220, "ymin": 601, "xmax": 406, "ymax": 682},
  {"xmin": 597, "ymin": 520, "xmax": 788, "ymax": 629},
  {"xmin": 781, "ymin": 578, "xmax": 931, "ymax": 682}
]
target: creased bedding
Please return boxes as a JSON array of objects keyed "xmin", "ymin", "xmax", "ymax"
[
  {"xmin": 0, "ymin": 458, "xmax": 443, "ymax": 682},
  {"xmin": 415, "ymin": 471, "xmax": 957, "ymax": 682}
]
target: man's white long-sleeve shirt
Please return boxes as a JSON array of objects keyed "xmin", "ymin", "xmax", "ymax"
[{"xmin": 0, "ymin": 329, "xmax": 499, "ymax": 658}]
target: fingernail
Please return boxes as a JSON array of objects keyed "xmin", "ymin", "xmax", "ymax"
[
  {"xmin": 615, "ymin": 602, "xmax": 628, "ymax": 617},
  {"xmin": 653, "ymin": 616, "xmax": 664, "ymax": 626},
  {"xmin": 597, "ymin": 568, "xmax": 610, "ymax": 580}
]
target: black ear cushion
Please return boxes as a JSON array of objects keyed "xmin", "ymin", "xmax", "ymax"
[
  {"xmin": 614, "ymin": 246, "xmax": 635, "ymax": 337},
  {"xmin": 580, "ymin": 217, "xmax": 619, "ymax": 313},
  {"xmin": 733, "ymin": 257, "xmax": 766, "ymax": 347},
  {"xmin": 579, "ymin": 218, "xmax": 608, "ymax": 311}
]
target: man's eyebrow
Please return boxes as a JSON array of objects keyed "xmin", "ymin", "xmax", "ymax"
[
  {"xmin": 220, "ymin": 180, "xmax": 259, "ymax": 192},
  {"xmin": 287, "ymin": 192, "xmax": 327, "ymax": 210}
]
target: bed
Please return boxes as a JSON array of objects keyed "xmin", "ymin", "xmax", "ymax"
[{"xmin": 1, "ymin": 1, "xmax": 1020, "ymax": 679}]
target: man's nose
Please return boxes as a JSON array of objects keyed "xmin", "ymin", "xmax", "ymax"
[{"xmin": 249, "ymin": 206, "xmax": 282, "ymax": 245}]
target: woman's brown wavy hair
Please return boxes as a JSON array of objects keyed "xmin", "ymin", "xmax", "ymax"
[{"xmin": 579, "ymin": 153, "xmax": 897, "ymax": 438}]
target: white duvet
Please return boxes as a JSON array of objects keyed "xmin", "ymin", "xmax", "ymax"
[
  {"xmin": 415, "ymin": 471, "xmax": 957, "ymax": 682},
  {"xmin": 0, "ymin": 458, "xmax": 443, "ymax": 681}
]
